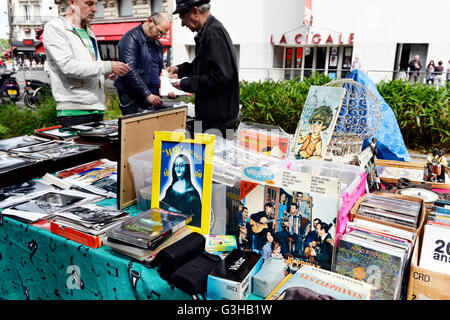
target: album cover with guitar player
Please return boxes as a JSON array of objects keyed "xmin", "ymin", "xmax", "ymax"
[{"xmin": 238, "ymin": 165, "xmax": 341, "ymax": 270}]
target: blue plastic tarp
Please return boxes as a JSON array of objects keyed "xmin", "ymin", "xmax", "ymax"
[{"xmin": 345, "ymin": 70, "xmax": 410, "ymax": 162}]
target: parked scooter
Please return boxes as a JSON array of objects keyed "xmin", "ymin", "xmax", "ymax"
[
  {"xmin": 0, "ymin": 69, "xmax": 20, "ymax": 103},
  {"xmin": 24, "ymin": 78, "xmax": 51, "ymax": 108}
]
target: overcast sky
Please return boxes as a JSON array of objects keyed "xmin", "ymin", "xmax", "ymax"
[{"xmin": 0, "ymin": 1, "xmax": 8, "ymax": 39}]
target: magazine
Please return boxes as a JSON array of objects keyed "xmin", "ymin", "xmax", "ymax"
[
  {"xmin": 0, "ymin": 155, "xmax": 36, "ymax": 173},
  {"xmin": 55, "ymin": 159, "xmax": 117, "ymax": 198},
  {"xmin": 1, "ymin": 189, "xmax": 102, "ymax": 223},
  {"xmin": 0, "ymin": 135, "xmax": 50, "ymax": 152}
]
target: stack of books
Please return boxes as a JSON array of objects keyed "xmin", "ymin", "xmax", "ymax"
[
  {"xmin": 356, "ymin": 193, "xmax": 422, "ymax": 228},
  {"xmin": 419, "ymin": 199, "xmax": 450, "ymax": 275},
  {"xmin": 266, "ymin": 264, "xmax": 373, "ymax": 300},
  {"xmin": 333, "ymin": 217, "xmax": 416, "ymax": 300},
  {"xmin": 50, "ymin": 203, "xmax": 130, "ymax": 249},
  {"xmin": 104, "ymin": 208, "xmax": 193, "ymax": 263}
]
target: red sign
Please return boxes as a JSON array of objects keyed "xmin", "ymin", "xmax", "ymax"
[{"xmin": 272, "ymin": 32, "xmax": 355, "ymax": 45}]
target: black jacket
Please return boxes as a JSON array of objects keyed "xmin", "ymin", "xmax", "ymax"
[
  {"xmin": 178, "ymin": 15, "xmax": 240, "ymax": 130},
  {"xmin": 114, "ymin": 24, "xmax": 164, "ymax": 102}
]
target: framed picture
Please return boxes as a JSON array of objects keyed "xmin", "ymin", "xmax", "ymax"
[
  {"xmin": 329, "ymin": 55, "xmax": 338, "ymax": 67},
  {"xmin": 331, "ymin": 47, "xmax": 338, "ymax": 55},
  {"xmin": 291, "ymin": 86, "xmax": 346, "ymax": 160},
  {"xmin": 151, "ymin": 131, "xmax": 215, "ymax": 235}
]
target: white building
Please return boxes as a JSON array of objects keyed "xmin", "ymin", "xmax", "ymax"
[
  {"xmin": 8, "ymin": 0, "xmax": 59, "ymax": 59},
  {"xmin": 171, "ymin": 0, "xmax": 450, "ymax": 83}
]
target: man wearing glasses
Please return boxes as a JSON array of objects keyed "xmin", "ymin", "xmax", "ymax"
[
  {"xmin": 168, "ymin": 0, "xmax": 240, "ymax": 138},
  {"xmin": 114, "ymin": 12, "xmax": 172, "ymax": 115}
]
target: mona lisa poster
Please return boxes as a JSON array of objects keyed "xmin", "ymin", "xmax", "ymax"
[{"xmin": 151, "ymin": 131, "xmax": 215, "ymax": 235}]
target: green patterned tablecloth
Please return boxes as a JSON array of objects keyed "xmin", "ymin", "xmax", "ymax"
[{"xmin": 0, "ymin": 199, "xmax": 191, "ymax": 300}]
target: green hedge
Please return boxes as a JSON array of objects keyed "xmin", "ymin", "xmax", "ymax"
[
  {"xmin": 376, "ymin": 80, "xmax": 449, "ymax": 151},
  {"xmin": 240, "ymin": 75, "xmax": 449, "ymax": 152},
  {"xmin": 0, "ymin": 75, "xmax": 448, "ymax": 152}
]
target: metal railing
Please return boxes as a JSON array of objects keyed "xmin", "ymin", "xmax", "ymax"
[{"xmin": 12, "ymin": 16, "xmax": 54, "ymax": 25}]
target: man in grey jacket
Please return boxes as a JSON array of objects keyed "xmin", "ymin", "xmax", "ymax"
[{"xmin": 43, "ymin": 0, "xmax": 130, "ymax": 127}]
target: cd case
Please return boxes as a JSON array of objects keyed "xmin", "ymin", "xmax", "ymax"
[{"xmin": 106, "ymin": 207, "xmax": 192, "ymax": 249}]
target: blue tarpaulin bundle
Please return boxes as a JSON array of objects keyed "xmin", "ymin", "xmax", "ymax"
[{"xmin": 346, "ymin": 70, "xmax": 410, "ymax": 162}]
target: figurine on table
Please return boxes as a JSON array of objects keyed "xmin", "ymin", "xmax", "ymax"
[{"xmin": 424, "ymin": 149, "xmax": 447, "ymax": 183}]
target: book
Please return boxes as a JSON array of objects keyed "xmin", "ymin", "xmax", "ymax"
[
  {"xmin": 50, "ymin": 220, "xmax": 105, "ymax": 249},
  {"xmin": 419, "ymin": 222, "xmax": 450, "ymax": 275},
  {"xmin": 266, "ymin": 264, "xmax": 372, "ymax": 300},
  {"xmin": 105, "ymin": 207, "xmax": 192, "ymax": 249},
  {"xmin": 333, "ymin": 236, "xmax": 407, "ymax": 300},
  {"xmin": 105, "ymin": 226, "xmax": 192, "ymax": 262}
]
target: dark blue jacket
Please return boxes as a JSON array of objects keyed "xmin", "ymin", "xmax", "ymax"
[{"xmin": 114, "ymin": 24, "xmax": 164, "ymax": 102}]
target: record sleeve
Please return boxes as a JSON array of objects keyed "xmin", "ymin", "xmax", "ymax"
[
  {"xmin": 333, "ymin": 236, "xmax": 406, "ymax": 300},
  {"xmin": 105, "ymin": 207, "xmax": 192, "ymax": 249}
]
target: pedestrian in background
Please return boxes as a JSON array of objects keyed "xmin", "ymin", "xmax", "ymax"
[
  {"xmin": 408, "ymin": 55, "xmax": 422, "ymax": 83},
  {"xmin": 433, "ymin": 60, "xmax": 444, "ymax": 88},
  {"xmin": 425, "ymin": 60, "xmax": 435, "ymax": 84}
]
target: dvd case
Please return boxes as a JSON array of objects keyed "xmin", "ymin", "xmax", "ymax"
[{"xmin": 106, "ymin": 208, "xmax": 192, "ymax": 249}]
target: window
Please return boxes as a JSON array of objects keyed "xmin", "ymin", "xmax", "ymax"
[
  {"xmin": 233, "ymin": 45, "xmax": 240, "ymax": 68},
  {"xmin": 94, "ymin": 0, "xmax": 104, "ymax": 19},
  {"xmin": 151, "ymin": 0, "xmax": 163, "ymax": 13},
  {"xmin": 24, "ymin": 5, "xmax": 31, "ymax": 21},
  {"xmin": 118, "ymin": 0, "xmax": 133, "ymax": 17}
]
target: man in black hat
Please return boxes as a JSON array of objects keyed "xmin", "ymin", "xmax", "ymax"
[{"xmin": 168, "ymin": 0, "xmax": 240, "ymax": 138}]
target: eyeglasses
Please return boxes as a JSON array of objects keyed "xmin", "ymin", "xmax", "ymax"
[{"xmin": 153, "ymin": 22, "xmax": 166, "ymax": 38}]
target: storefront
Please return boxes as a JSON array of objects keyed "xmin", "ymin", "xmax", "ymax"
[
  {"xmin": 91, "ymin": 21, "xmax": 172, "ymax": 64},
  {"xmin": 171, "ymin": 0, "xmax": 450, "ymax": 83}
]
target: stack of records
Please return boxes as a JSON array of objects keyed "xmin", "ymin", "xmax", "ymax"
[
  {"xmin": 333, "ymin": 218, "xmax": 416, "ymax": 300},
  {"xmin": 357, "ymin": 193, "xmax": 422, "ymax": 228},
  {"xmin": 50, "ymin": 204, "xmax": 130, "ymax": 248},
  {"xmin": 105, "ymin": 208, "xmax": 193, "ymax": 262},
  {"xmin": 419, "ymin": 199, "xmax": 450, "ymax": 275}
]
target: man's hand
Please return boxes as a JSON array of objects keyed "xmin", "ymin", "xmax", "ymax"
[
  {"xmin": 106, "ymin": 73, "xmax": 118, "ymax": 81},
  {"xmin": 146, "ymin": 94, "xmax": 163, "ymax": 106},
  {"xmin": 167, "ymin": 92, "xmax": 178, "ymax": 99},
  {"xmin": 171, "ymin": 81, "xmax": 182, "ymax": 91},
  {"xmin": 167, "ymin": 66, "xmax": 179, "ymax": 79},
  {"xmin": 110, "ymin": 61, "xmax": 131, "ymax": 76},
  {"xmin": 260, "ymin": 217, "xmax": 268, "ymax": 224}
]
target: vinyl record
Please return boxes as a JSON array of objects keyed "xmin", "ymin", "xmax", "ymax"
[{"xmin": 398, "ymin": 188, "xmax": 439, "ymax": 203}]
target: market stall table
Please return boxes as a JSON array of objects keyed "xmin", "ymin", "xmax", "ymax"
[{"xmin": 0, "ymin": 198, "xmax": 191, "ymax": 300}]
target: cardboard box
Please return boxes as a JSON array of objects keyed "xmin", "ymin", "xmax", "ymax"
[
  {"xmin": 207, "ymin": 249, "xmax": 263, "ymax": 300},
  {"xmin": 406, "ymin": 214, "xmax": 450, "ymax": 300},
  {"xmin": 349, "ymin": 192, "xmax": 427, "ymax": 235}
]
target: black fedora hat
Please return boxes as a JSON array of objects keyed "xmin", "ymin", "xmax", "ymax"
[{"xmin": 173, "ymin": 0, "xmax": 210, "ymax": 15}]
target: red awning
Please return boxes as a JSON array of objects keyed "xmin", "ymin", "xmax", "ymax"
[
  {"xmin": 35, "ymin": 42, "xmax": 46, "ymax": 54},
  {"xmin": 91, "ymin": 21, "xmax": 172, "ymax": 46}
]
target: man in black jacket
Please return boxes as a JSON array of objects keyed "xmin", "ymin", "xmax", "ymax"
[
  {"xmin": 114, "ymin": 12, "xmax": 171, "ymax": 115},
  {"xmin": 168, "ymin": 0, "xmax": 240, "ymax": 137}
]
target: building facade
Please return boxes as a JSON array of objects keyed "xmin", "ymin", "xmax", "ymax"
[
  {"xmin": 7, "ymin": 0, "xmax": 59, "ymax": 60},
  {"xmin": 171, "ymin": 0, "xmax": 450, "ymax": 83}
]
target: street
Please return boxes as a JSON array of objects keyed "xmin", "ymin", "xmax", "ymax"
[{"xmin": 11, "ymin": 69, "xmax": 116, "ymax": 106}]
